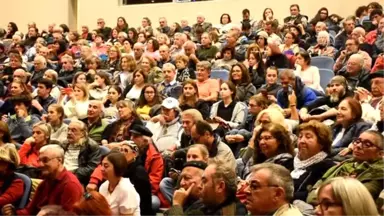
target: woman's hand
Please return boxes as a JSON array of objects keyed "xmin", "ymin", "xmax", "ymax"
[
  {"xmin": 86, "ymin": 183, "xmax": 98, "ymax": 192},
  {"xmin": 140, "ymin": 114, "xmax": 151, "ymax": 121},
  {"xmin": 213, "ymin": 116, "xmax": 225, "ymax": 123},
  {"xmin": 25, "ymin": 137, "xmax": 35, "ymax": 145}
]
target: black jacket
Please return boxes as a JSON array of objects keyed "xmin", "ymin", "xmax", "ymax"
[
  {"xmin": 61, "ymin": 138, "xmax": 102, "ymax": 185},
  {"xmin": 102, "ymin": 118, "xmax": 144, "ymax": 142},
  {"xmin": 332, "ymin": 120, "xmax": 372, "ymax": 153},
  {"xmin": 337, "ymin": 68, "xmax": 371, "ymax": 92},
  {"xmin": 293, "ymin": 158, "xmax": 336, "ymax": 201},
  {"xmin": 124, "ymin": 159, "xmax": 154, "ymax": 216},
  {"xmin": 179, "ymin": 99, "xmax": 210, "ymax": 119}
]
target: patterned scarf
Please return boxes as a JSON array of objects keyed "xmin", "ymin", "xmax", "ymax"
[{"xmin": 291, "ymin": 151, "xmax": 328, "ymax": 179}]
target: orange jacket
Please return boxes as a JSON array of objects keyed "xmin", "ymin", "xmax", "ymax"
[{"xmin": 18, "ymin": 143, "xmax": 39, "ymax": 167}]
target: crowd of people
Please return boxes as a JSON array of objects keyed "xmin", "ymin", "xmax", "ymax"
[{"xmin": 0, "ymin": 1, "xmax": 383, "ymax": 216}]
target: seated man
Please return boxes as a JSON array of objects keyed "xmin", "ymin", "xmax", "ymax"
[
  {"xmin": 31, "ymin": 78, "xmax": 57, "ymax": 117},
  {"xmin": 81, "ymin": 100, "xmax": 108, "ymax": 144},
  {"xmin": 307, "ymin": 130, "xmax": 384, "ymax": 204},
  {"xmin": 170, "ymin": 33, "xmax": 187, "ymax": 60},
  {"xmin": 245, "ymin": 163, "xmax": 303, "ymax": 216},
  {"xmin": 157, "ymin": 45, "xmax": 174, "ymax": 69},
  {"xmin": 299, "ymin": 76, "xmax": 353, "ymax": 122},
  {"xmin": 147, "ymin": 97, "xmax": 182, "ymax": 152},
  {"xmin": 334, "ymin": 38, "xmax": 372, "ymax": 73},
  {"xmin": 30, "ymin": 55, "xmax": 48, "ymax": 87},
  {"xmin": 61, "ymin": 120, "xmax": 101, "ymax": 185},
  {"xmin": 168, "ymin": 161, "xmax": 246, "ymax": 215},
  {"xmin": 276, "ymin": 69, "xmax": 317, "ymax": 115},
  {"xmin": 191, "ymin": 14, "xmax": 212, "ymax": 41},
  {"xmin": 179, "ymin": 109, "xmax": 204, "ymax": 149},
  {"xmin": 166, "ymin": 161, "xmax": 207, "ymax": 215},
  {"xmin": 196, "ymin": 61, "xmax": 219, "ymax": 103},
  {"xmin": 197, "ymin": 32, "xmax": 219, "ymax": 61},
  {"xmin": 336, "ymin": 54, "xmax": 371, "ymax": 91},
  {"xmin": 156, "ymin": 63, "xmax": 182, "ymax": 99},
  {"xmin": 2, "ymin": 144, "xmax": 83, "ymax": 215},
  {"xmin": 6, "ymin": 95, "xmax": 40, "ymax": 144},
  {"xmin": 191, "ymin": 120, "xmax": 236, "ymax": 171}
]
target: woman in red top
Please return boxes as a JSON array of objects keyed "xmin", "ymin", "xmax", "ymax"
[{"xmin": 18, "ymin": 122, "xmax": 51, "ymax": 167}]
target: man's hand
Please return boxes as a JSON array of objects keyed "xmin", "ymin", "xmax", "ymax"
[
  {"xmin": 355, "ymin": 87, "xmax": 371, "ymax": 102},
  {"xmin": 288, "ymin": 90, "xmax": 297, "ymax": 106},
  {"xmin": 86, "ymin": 183, "xmax": 98, "ymax": 192},
  {"xmin": 32, "ymin": 99, "xmax": 43, "ymax": 111},
  {"xmin": 2, "ymin": 204, "xmax": 15, "ymax": 216},
  {"xmin": 173, "ymin": 183, "xmax": 195, "ymax": 206}
]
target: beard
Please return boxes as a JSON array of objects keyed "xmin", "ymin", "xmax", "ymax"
[{"xmin": 329, "ymin": 89, "xmax": 345, "ymax": 103}]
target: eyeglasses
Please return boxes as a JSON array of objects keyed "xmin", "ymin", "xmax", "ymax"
[
  {"xmin": 246, "ymin": 180, "xmax": 279, "ymax": 192},
  {"xmin": 317, "ymin": 200, "xmax": 342, "ymax": 211},
  {"xmin": 353, "ymin": 138, "xmax": 382, "ymax": 149},
  {"xmin": 37, "ymin": 157, "xmax": 59, "ymax": 164}
]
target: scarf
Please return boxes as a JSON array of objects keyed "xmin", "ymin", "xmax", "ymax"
[{"xmin": 291, "ymin": 151, "xmax": 328, "ymax": 179}]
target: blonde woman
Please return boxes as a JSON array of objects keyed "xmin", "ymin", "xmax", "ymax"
[
  {"xmin": 140, "ymin": 55, "xmax": 163, "ymax": 84},
  {"xmin": 60, "ymin": 83, "xmax": 89, "ymax": 120},
  {"xmin": 315, "ymin": 177, "xmax": 379, "ymax": 216}
]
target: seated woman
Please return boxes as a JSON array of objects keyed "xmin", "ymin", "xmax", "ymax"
[
  {"xmin": 6, "ymin": 95, "xmax": 40, "ymax": 144},
  {"xmin": 256, "ymin": 8, "xmax": 279, "ymax": 30},
  {"xmin": 136, "ymin": 84, "xmax": 162, "ymax": 121},
  {"xmin": 307, "ymin": 130, "xmax": 384, "ymax": 204},
  {"xmin": 73, "ymin": 191, "xmax": 112, "ymax": 216},
  {"xmin": 292, "ymin": 120, "xmax": 336, "ymax": 201},
  {"xmin": 144, "ymin": 38, "xmax": 160, "ymax": 61},
  {"xmin": 212, "ymin": 46, "xmax": 238, "ymax": 71},
  {"xmin": 0, "ymin": 122, "xmax": 14, "ymax": 148},
  {"xmin": 114, "ymin": 55, "xmax": 137, "ymax": 92},
  {"xmin": 104, "ymin": 85, "xmax": 123, "ymax": 121},
  {"xmin": 331, "ymin": 97, "xmax": 371, "ymax": 155},
  {"xmin": 105, "ymin": 45, "xmax": 121, "ymax": 73},
  {"xmin": 265, "ymin": 42, "xmax": 290, "ymax": 69},
  {"xmin": 210, "ymin": 81, "xmax": 247, "ymax": 134},
  {"xmin": 0, "ymin": 144, "xmax": 24, "ymax": 209},
  {"xmin": 18, "ymin": 122, "xmax": 50, "ymax": 168},
  {"xmin": 84, "ymin": 56, "xmax": 102, "ymax": 80},
  {"xmin": 255, "ymin": 31, "xmax": 268, "ymax": 55},
  {"xmin": 99, "ymin": 152, "xmax": 141, "ymax": 216},
  {"xmin": 307, "ymin": 31, "xmax": 336, "ymax": 59},
  {"xmin": 60, "ymin": 83, "xmax": 90, "ymax": 120},
  {"xmin": 237, "ymin": 123, "xmax": 294, "ymax": 180},
  {"xmin": 0, "ymin": 79, "xmax": 32, "ymax": 116},
  {"xmin": 101, "ymin": 100, "xmax": 143, "ymax": 149},
  {"xmin": 71, "ymin": 72, "xmax": 88, "ymax": 86},
  {"xmin": 256, "ymin": 66, "xmax": 282, "ymax": 97},
  {"xmin": 178, "ymin": 80, "xmax": 210, "ymax": 119},
  {"xmin": 89, "ymin": 72, "xmax": 111, "ymax": 101},
  {"xmin": 229, "ymin": 63, "xmax": 256, "ymax": 102},
  {"xmin": 123, "ymin": 69, "xmax": 147, "ymax": 102},
  {"xmin": 294, "ymin": 51, "xmax": 323, "ymax": 93},
  {"xmin": 45, "ymin": 104, "xmax": 68, "ymax": 144},
  {"xmin": 279, "ymin": 32, "xmax": 300, "ymax": 56},
  {"xmin": 247, "ymin": 51, "xmax": 266, "ymax": 89},
  {"xmin": 140, "ymin": 55, "xmax": 163, "ymax": 84},
  {"xmin": 315, "ymin": 177, "xmax": 379, "ymax": 216}
]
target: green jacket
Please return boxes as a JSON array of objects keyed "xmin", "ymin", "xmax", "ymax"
[
  {"xmin": 87, "ymin": 118, "xmax": 109, "ymax": 144},
  {"xmin": 307, "ymin": 158, "xmax": 384, "ymax": 204}
]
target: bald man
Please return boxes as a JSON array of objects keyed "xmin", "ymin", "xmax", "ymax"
[
  {"xmin": 133, "ymin": 42, "xmax": 145, "ymax": 64},
  {"xmin": 82, "ymin": 100, "xmax": 109, "ymax": 144},
  {"xmin": 336, "ymin": 54, "xmax": 371, "ymax": 91},
  {"xmin": 191, "ymin": 14, "xmax": 212, "ymax": 40}
]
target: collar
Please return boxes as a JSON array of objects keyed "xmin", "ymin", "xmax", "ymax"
[
  {"xmin": 54, "ymin": 168, "xmax": 67, "ymax": 181},
  {"xmin": 88, "ymin": 117, "xmax": 103, "ymax": 128},
  {"xmin": 163, "ymin": 78, "xmax": 177, "ymax": 86}
]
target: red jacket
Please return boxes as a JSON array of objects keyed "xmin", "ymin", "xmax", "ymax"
[
  {"xmin": 365, "ymin": 30, "xmax": 378, "ymax": 45},
  {"xmin": 18, "ymin": 143, "xmax": 40, "ymax": 167},
  {"xmin": 0, "ymin": 177, "xmax": 24, "ymax": 208}
]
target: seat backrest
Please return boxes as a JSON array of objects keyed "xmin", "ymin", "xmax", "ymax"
[
  {"xmin": 99, "ymin": 146, "xmax": 110, "ymax": 156},
  {"xmin": 15, "ymin": 172, "xmax": 32, "ymax": 209},
  {"xmin": 311, "ymin": 56, "xmax": 335, "ymax": 70},
  {"xmin": 319, "ymin": 69, "xmax": 335, "ymax": 90},
  {"xmin": 210, "ymin": 69, "xmax": 230, "ymax": 81}
]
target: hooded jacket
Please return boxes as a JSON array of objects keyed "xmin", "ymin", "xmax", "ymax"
[{"xmin": 277, "ymin": 77, "xmax": 317, "ymax": 109}]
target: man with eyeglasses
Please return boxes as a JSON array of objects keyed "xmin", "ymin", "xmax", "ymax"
[
  {"xmin": 334, "ymin": 38, "xmax": 372, "ymax": 73},
  {"xmin": 30, "ymin": 55, "xmax": 48, "ymax": 87},
  {"xmin": 336, "ymin": 53, "xmax": 371, "ymax": 91},
  {"xmin": 307, "ymin": 130, "xmax": 384, "ymax": 204},
  {"xmin": 157, "ymin": 17, "xmax": 171, "ymax": 36},
  {"xmin": 58, "ymin": 55, "xmax": 79, "ymax": 87},
  {"xmin": 2, "ymin": 144, "xmax": 83, "ymax": 215},
  {"xmin": 245, "ymin": 163, "xmax": 302, "ymax": 216}
]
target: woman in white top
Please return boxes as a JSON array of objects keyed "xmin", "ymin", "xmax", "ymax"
[
  {"xmin": 89, "ymin": 71, "xmax": 111, "ymax": 101},
  {"xmin": 59, "ymin": 83, "xmax": 89, "ymax": 120},
  {"xmin": 104, "ymin": 85, "xmax": 122, "ymax": 120},
  {"xmin": 100, "ymin": 152, "xmax": 140, "ymax": 216},
  {"xmin": 114, "ymin": 55, "xmax": 137, "ymax": 92},
  {"xmin": 217, "ymin": 13, "xmax": 233, "ymax": 35},
  {"xmin": 124, "ymin": 69, "xmax": 147, "ymax": 102},
  {"xmin": 44, "ymin": 104, "xmax": 68, "ymax": 144},
  {"xmin": 294, "ymin": 51, "xmax": 323, "ymax": 92}
]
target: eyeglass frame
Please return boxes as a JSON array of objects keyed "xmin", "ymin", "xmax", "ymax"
[
  {"xmin": 352, "ymin": 138, "xmax": 382, "ymax": 150},
  {"xmin": 317, "ymin": 200, "xmax": 342, "ymax": 212}
]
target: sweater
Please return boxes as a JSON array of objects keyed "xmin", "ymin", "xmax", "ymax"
[
  {"xmin": 63, "ymin": 99, "xmax": 89, "ymax": 120},
  {"xmin": 210, "ymin": 101, "xmax": 247, "ymax": 129}
]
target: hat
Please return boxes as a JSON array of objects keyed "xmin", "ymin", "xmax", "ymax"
[
  {"xmin": 0, "ymin": 146, "xmax": 19, "ymax": 167},
  {"xmin": 256, "ymin": 31, "xmax": 268, "ymax": 39},
  {"xmin": 161, "ymin": 97, "xmax": 179, "ymax": 109},
  {"xmin": 369, "ymin": 70, "xmax": 384, "ymax": 79},
  {"xmin": 129, "ymin": 124, "xmax": 153, "ymax": 137},
  {"xmin": 183, "ymin": 161, "xmax": 208, "ymax": 170},
  {"xmin": 121, "ymin": 141, "xmax": 139, "ymax": 153}
]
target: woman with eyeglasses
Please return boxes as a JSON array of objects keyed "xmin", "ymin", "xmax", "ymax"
[
  {"xmin": 99, "ymin": 152, "xmax": 141, "ymax": 216},
  {"xmin": 106, "ymin": 45, "xmax": 121, "ymax": 73},
  {"xmin": 307, "ymin": 130, "xmax": 384, "ymax": 204},
  {"xmin": 72, "ymin": 191, "xmax": 112, "ymax": 215},
  {"xmin": 314, "ymin": 177, "xmax": 379, "ymax": 216},
  {"xmin": 135, "ymin": 84, "xmax": 162, "ymax": 121},
  {"xmin": 18, "ymin": 122, "xmax": 51, "ymax": 167},
  {"xmin": 292, "ymin": 120, "xmax": 336, "ymax": 201}
]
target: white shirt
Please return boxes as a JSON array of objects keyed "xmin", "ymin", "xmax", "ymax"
[
  {"xmin": 63, "ymin": 145, "xmax": 81, "ymax": 171},
  {"xmin": 332, "ymin": 128, "xmax": 345, "ymax": 146},
  {"xmin": 295, "ymin": 65, "xmax": 323, "ymax": 92},
  {"xmin": 125, "ymin": 85, "xmax": 143, "ymax": 101},
  {"xmin": 100, "ymin": 178, "xmax": 140, "ymax": 216}
]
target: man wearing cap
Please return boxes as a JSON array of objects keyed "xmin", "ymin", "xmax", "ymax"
[
  {"xmin": 156, "ymin": 63, "xmax": 182, "ymax": 99},
  {"xmin": 167, "ymin": 161, "xmax": 207, "ymax": 215},
  {"xmin": 129, "ymin": 124, "xmax": 167, "ymax": 211},
  {"xmin": 147, "ymin": 97, "xmax": 182, "ymax": 152},
  {"xmin": 299, "ymin": 75, "xmax": 353, "ymax": 123},
  {"xmin": 356, "ymin": 70, "xmax": 384, "ymax": 123}
]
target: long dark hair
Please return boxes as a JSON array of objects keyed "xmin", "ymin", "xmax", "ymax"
[
  {"xmin": 8, "ymin": 22, "xmax": 18, "ymax": 35},
  {"xmin": 136, "ymin": 84, "xmax": 162, "ymax": 108},
  {"xmin": 179, "ymin": 80, "xmax": 199, "ymax": 107},
  {"xmin": 104, "ymin": 85, "xmax": 123, "ymax": 108},
  {"xmin": 0, "ymin": 122, "xmax": 14, "ymax": 144},
  {"xmin": 116, "ymin": 17, "xmax": 129, "ymax": 32},
  {"xmin": 128, "ymin": 28, "xmax": 138, "ymax": 43}
]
